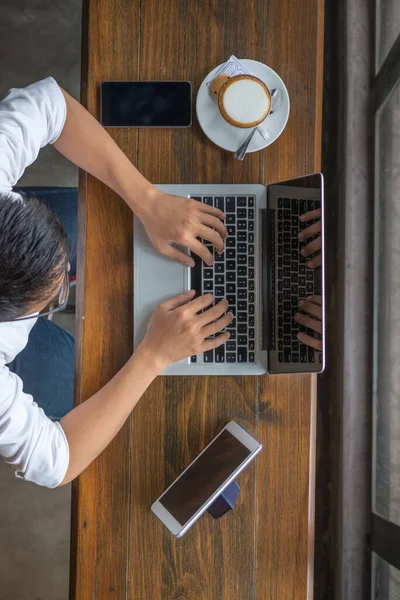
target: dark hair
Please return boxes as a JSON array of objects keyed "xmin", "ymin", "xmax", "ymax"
[{"xmin": 0, "ymin": 193, "xmax": 72, "ymax": 321}]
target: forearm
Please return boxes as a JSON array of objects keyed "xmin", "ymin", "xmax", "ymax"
[
  {"xmin": 59, "ymin": 344, "xmax": 162, "ymax": 485},
  {"xmin": 53, "ymin": 88, "xmax": 156, "ymax": 215}
]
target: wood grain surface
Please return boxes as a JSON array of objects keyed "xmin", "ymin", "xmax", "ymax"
[{"xmin": 72, "ymin": 0, "xmax": 324, "ymax": 598}]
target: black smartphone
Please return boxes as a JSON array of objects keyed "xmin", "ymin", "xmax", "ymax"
[{"xmin": 100, "ymin": 81, "xmax": 192, "ymax": 128}]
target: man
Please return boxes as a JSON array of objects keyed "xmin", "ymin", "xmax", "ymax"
[{"xmin": 0, "ymin": 78, "xmax": 232, "ymax": 488}]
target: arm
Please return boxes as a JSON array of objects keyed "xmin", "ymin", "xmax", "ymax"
[
  {"xmin": 59, "ymin": 291, "xmax": 232, "ymax": 485},
  {"xmin": 54, "ymin": 89, "xmax": 227, "ymax": 266}
]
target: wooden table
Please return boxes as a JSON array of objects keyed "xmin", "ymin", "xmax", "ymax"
[{"xmin": 71, "ymin": 1, "xmax": 324, "ymax": 598}]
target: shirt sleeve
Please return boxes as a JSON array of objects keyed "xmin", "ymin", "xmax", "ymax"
[
  {"xmin": 0, "ymin": 77, "xmax": 67, "ymax": 193},
  {"xmin": 0, "ymin": 364, "xmax": 69, "ymax": 488}
]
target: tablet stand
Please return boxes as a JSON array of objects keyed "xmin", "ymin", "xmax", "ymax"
[{"xmin": 207, "ymin": 481, "xmax": 240, "ymax": 519}]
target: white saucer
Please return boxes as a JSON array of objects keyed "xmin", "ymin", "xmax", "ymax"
[{"xmin": 196, "ymin": 59, "xmax": 290, "ymax": 153}]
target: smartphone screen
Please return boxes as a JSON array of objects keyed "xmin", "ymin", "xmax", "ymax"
[
  {"xmin": 100, "ymin": 81, "xmax": 192, "ymax": 127},
  {"xmin": 159, "ymin": 429, "xmax": 252, "ymax": 525}
]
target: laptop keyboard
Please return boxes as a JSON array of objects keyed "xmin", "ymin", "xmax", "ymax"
[
  {"xmin": 189, "ymin": 195, "xmax": 256, "ymax": 364},
  {"xmin": 274, "ymin": 197, "xmax": 322, "ymax": 365}
]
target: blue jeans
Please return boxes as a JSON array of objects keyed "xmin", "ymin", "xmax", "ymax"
[{"xmin": 7, "ymin": 187, "xmax": 78, "ymax": 420}]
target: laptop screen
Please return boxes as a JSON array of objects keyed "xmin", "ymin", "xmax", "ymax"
[{"xmin": 266, "ymin": 172, "xmax": 325, "ymax": 373}]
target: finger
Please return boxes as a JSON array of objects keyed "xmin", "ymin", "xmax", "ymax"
[
  {"xmin": 187, "ymin": 293, "xmax": 215, "ymax": 314},
  {"xmin": 198, "ymin": 298, "xmax": 228, "ymax": 324},
  {"xmin": 203, "ymin": 312, "xmax": 234, "ymax": 337},
  {"xmin": 299, "ymin": 208, "xmax": 321, "ymax": 223},
  {"xmin": 160, "ymin": 289, "xmax": 196, "ymax": 311},
  {"xmin": 297, "ymin": 332, "xmax": 322, "ymax": 351},
  {"xmin": 294, "ymin": 312, "xmax": 322, "ymax": 334},
  {"xmin": 198, "ymin": 225, "xmax": 225, "ymax": 254},
  {"xmin": 198, "ymin": 203, "xmax": 225, "ymax": 221},
  {"xmin": 307, "ymin": 295, "xmax": 322, "ymax": 305},
  {"xmin": 201, "ymin": 214, "xmax": 228, "ymax": 240},
  {"xmin": 162, "ymin": 243, "xmax": 195, "ymax": 267},
  {"xmin": 301, "ymin": 236, "xmax": 321, "ymax": 258},
  {"xmin": 188, "ymin": 238, "xmax": 214, "ymax": 266},
  {"xmin": 298, "ymin": 221, "xmax": 321, "ymax": 241},
  {"xmin": 307, "ymin": 254, "xmax": 322, "ymax": 269},
  {"xmin": 298, "ymin": 299, "xmax": 322, "ymax": 319},
  {"xmin": 202, "ymin": 331, "xmax": 231, "ymax": 352}
]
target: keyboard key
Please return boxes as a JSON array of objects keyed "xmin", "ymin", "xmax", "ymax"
[
  {"xmin": 227, "ymin": 271, "xmax": 235, "ymax": 282},
  {"xmin": 238, "ymin": 301, "xmax": 247, "ymax": 311},
  {"xmin": 308, "ymin": 347, "xmax": 315, "ymax": 363},
  {"xmin": 292, "ymin": 353, "xmax": 299, "ymax": 363},
  {"xmin": 215, "ymin": 274, "xmax": 224, "ymax": 285},
  {"xmin": 227, "ymin": 226, "xmax": 236, "ymax": 237},
  {"xmin": 228, "ymin": 329, "xmax": 236, "ymax": 340},
  {"xmin": 300, "ymin": 344, "xmax": 308, "ymax": 362},
  {"xmin": 226, "ymin": 295, "xmax": 236, "ymax": 306},
  {"xmin": 306, "ymin": 270, "xmax": 313, "ymax": 281},
  {"xmin": 249, "ymin": 304, "xmax": 254, "ymax": 315},
  {"xmin": 249, "ymin": 281, "xmax": 254, "ymax": 291},
  {"xmin": 204, "ymin": 197, "xmax": 213, "ymax": 206},
  {"xmin": 215, "ymin": 253, "xmax": 224, "ymax": 262},
  {"xmin": 237, "ymin": 255, "xmax": 246, "ymax": 265},
  {"xmin": 278, "ymin": 197, "xmax": 283, "ymax": 208},
  {"xmin": 238, "ymin": 313, "xmax": 247, "ymax": 322},
  {"xmin": 190, "ymin": 355, "xmax": 197, "ymax": 363},
  {"xmin": 215, "ymin": 197, "xmax": 224, "ymax": 210},
  {"xmin": 227, "ymin": 353, "xmax": 236, "ymax": 363},
  {"xmin": 238, "ymin": 290, "xmax": 247, "ymax": 299},
  {"xmin": 237, "ymin": 231, "xmax": 247, "ymax": 241},
  {"xmin": 226, "ymin": 237, "xmax": 235, "ymax": 248},
  {"xmin": 283, "ymin": 198, "xmax": 290, "ymax": 208},
  {"xmin": 300, "ymin": 200, "xmax": 307, "ymax": 214},
  {"xmin": 248, "ymin": 245, "xmax": 254, "ymax": 255},
  {"xmin": 278, "ymin": 352, "xmax": 284, "ymax": 363},
  {"xmin": 249, "ymin": 292, "xmax": 255, "ymax": 303},
  {"xmin": 204, "ymin": 280, "xmax": 213, "ymax": 291},
  {"xmin": 215, "ymin": 286, "xmax": 224, "ymax": 296},
  {"xmin": 238, "ymin": 278, "xmax": 247, "ymax": 287},
  {"xmin": 283, "ymin": 221, "xmax": 290, "ymax": 232},
  {"xmin": 238, "ymin": 197, "xmax": 246, "ymax": 206},
  {"xmin": 204, "ymin": 268, "xmax": 213, "ymax": 279},
  {"xmin": 226, "ymin": 214, "xmax": 236, "ymax": 225},
  {"xmin": 249, "ymin": 352, "xmax": 255, "ymax": 363},
  {"xmin": 248, "ymin": 197, "xmax": 254, "ymax": 207},
  {"xmin": 237, "ymin": 208, "xmax": 246, "ymax": 218},
  {"xmin": 238, "ymin": 243, "xmax": 247, "ymax": 253},
  {"xmin": 248, "ymin": 232, "xmax": 254, "ymax": 243},
  {"xmin": 248, "ymin": 221, "xmax": 254, "ymax": 231},
  {"xmin": 226, "ymin": 260, "xmax": 236, "ymax": 270},
  {"xmin": 191, "ymin": 196, "xmax": 201, "ymax": 202},
  {"xmin": 204, "ymin": 350, "xmax": 214, "ymax": 362},
  {"xmin": 226, "ymin": 249, "xmax": 236, "ymax": 259},
  {"xmin": 248, "ymin": 209, "xmax": 254, "ymax": 219},
  {"xmin": 238, "ymin": 347, "xmax": 248, "ymax": 362},
  {"xmin": 249, "ymin": 268, "xmax": 254, "ymax": 279},
  {"xmin": 215, "ymin": 346, "xmax": 225, "ymax": 363},
  {"xmin": 249, "ymin": 316, "xmax": 255, "ymax": 327},
  {"xmin": 238, "ymin": 324, "xmax": 247, "ymax": 334},
  {"xmin": 283, "ymin": 335, "xmax": 291, "ymax": 346},
  {"xmin": 215, "ymin": 263, "xmax": 224, "ymax": 273},
  {"xmin": 238, "ymin": 335, "xmax": 247, "ymax": 345},
  {"xmin": 226, "ymin": 341, "xmax": 236, "ymax": 352},
  {"xmin": 249, "ymin": 257, "xmax": 254, "ymax": 267},
  {"xmin": 249, "ymin": 328, "xmax": 255, "ymax": 339},
  {"xmin": 226, "ymin": 197, "xmax": 236, "ymax": 212},
  {"xmin": 284, "ymin": 348, "xmax": 292, "ymax": 362},
  {"xmin": 306, "ymin": 282, "xmax": 314, "ymax": 293},
  {"xmin": 249, "ymin": 340, "xmax": 255, "ymax": 351},
  {"xmin": 283, "ymin": 324, "xmax": 291, "ymax": 334},
  {"xmin": 226, "ymin": 283, "xmax": 236, "ymax": 294},
  {"xmin": 238, "ymin": 220, "xmax": 246, "ymax": 230},
  {"xmin": 238, "ymin": 266, "xmax": 246, "ymax": 276}
]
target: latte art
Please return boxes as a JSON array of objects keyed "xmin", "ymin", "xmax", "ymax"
[{"xmin": 218, "ymin": 75, "xmax": 271, "ymax": 128}]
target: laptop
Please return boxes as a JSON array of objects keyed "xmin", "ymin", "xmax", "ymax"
[{"xmin": 134, "ymin": 173, "xmax": 325, "ymax": 375}]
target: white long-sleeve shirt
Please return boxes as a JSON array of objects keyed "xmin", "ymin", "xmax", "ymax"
[{"xmin": 0, "ymin": 78, "xmax": 69, "ymax": 487}]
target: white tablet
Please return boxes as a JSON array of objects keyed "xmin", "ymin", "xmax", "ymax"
[{"xmin": 151, "ymin": 421, "xmax": 262, "ymax": 538}]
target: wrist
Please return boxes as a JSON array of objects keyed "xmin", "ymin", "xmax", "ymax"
[
  {"xmin": 124, "ymin": 184, "xmax": 160, "ymax": 219},
  {"xmin": 134, "ymin": 340, "xmax": 168, "ymax": 373}
]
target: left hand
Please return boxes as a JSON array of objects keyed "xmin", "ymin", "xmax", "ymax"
[
  {"xmin": 138, "ymin": 190, "xmax": 227, "ymax": 267},
  {"xmin": 298, "ymin": 208, "xmax": 321, "ymax": 268},
  {"xmin": 294, "ymin": 295, "xmax": 322, "ymax": 350}
]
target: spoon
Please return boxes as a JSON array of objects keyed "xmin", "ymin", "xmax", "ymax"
[{"xmin": 235, "ymin": 88, "xmax": 282, "ymax": 161}]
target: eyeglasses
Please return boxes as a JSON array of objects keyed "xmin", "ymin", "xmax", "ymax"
[{"xmin": 11, "ymin": 263, "xmax": 70, "ymax": 322}]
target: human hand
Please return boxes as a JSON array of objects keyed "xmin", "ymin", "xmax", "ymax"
[
  {"xmin": 298, "ymin": 208, "xmax": 321, "ymax": 268},
  {"xmin": 138, "ymin": 190, "xmax": 227, "ymax": 267},
  {"xmin": 294, "ymin": 295, "xmax": 322, "ymax": 350},
  {"xmin": 140, "ymin": 290, "xmax": 232, "ymax": 369}
]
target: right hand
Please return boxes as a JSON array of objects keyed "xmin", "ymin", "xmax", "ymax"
[
  {"xmin": 140, "ymin": 290, "xmax": 233, "ymax": 369},
  {"xmin": 299, "ymin": 208, "xmax": 321, "ymax": 268}
]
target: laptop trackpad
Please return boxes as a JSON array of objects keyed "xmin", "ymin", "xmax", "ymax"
[{"xmin": 134, "ymin": 218, "xmax": 187, "ymax": 315}]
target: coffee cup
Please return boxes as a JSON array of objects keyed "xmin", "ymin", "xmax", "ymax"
[{"xmin": 216, "ymin": 74, "xmax": 271, "ymax": 135}]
